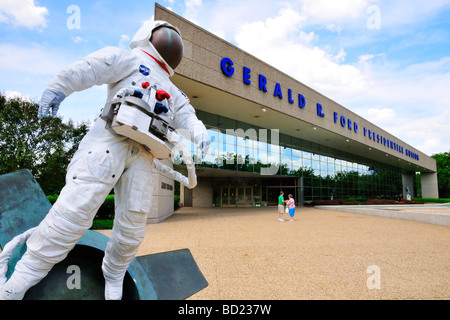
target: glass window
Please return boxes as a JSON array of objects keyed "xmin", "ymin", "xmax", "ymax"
[
  {"xmin": 292, "ymin": 156, "xmax": 302, "ymax": 171},
  {"xmin": 281, "ymin": 152, "xmax": 292, "ymax": 173},
  {"xmin": 220, "ymin": 116, "xmax": 236, "ymax": 130},
  {"xmin": 303, "ymin": 157, "xmax": 312, "ymax": 170},
  {"xmin": 328, "ymin": 162, "xmax": 335, "ymax": 177},
  {"xmin": 312, "ymin": 158, "xmax": 320, "ymax": 175},
  {"xmin": 267, "ymin": 149, "xmax": 280, "ymax": 168},
  {"xmin": 257, "ymin": 140, "xmax": 268, "ymax": 165},
  {"xmin": 312, "ymin": 153, "xmax": 320, "ymax": 162},
  {"xmin": 292, "ymin": 148, "xmax": 302, "ymax": 158},
  {"xmin": 194, "ymin": 110, "xmax": 408, "ymax": 202}
]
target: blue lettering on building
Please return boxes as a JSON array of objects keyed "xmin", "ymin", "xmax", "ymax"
[
  {"xmin": 243, "ymin": 66, "xmax": 251, "ymax": 84},
  {"xmin": 317, "ymin": 103, "xmax": 325, "ymax": 117},
  {"xmin": 298, "ymin": 94, "xmax": 306, "ymax": 108},
  {"xmin": 259, "ymin": 74, "xmax": 267, "ymax": 92},
  {"xmin": 220, "ymin": 56, "xmax": 419, "ymax": 161},
  {"xmin": 220, "ymin": 57, "xmax": 234, "ymax": 76},
  {"xmin": 288, "ymin": 89, "xmax": 294, "ymax": 104},
  {"xmin": 334, "ymin": 112, "xmax": 358, "ymax": 133},
  {"xmin": 273, "ymin": 83, "xmax": 283, "ymax": 99},
  {"xmin": 340, "ymin": 115, "xmax": 346, "ymax": 127}
]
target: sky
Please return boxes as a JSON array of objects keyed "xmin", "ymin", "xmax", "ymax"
[{"xmin": 0, "ymin": 0, "xmax": 449, "ymax": 156}]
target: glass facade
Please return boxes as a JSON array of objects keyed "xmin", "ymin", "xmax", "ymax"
[{"xmin": 176, "ymin": 110, "xmax": 403, "ymax": 206}]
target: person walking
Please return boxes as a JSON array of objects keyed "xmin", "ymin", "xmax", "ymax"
[
  {"xmin": 286, "ymin": 194, "xmax": 296, "ymax": 221},
  {"xmin": 278, "ymin": 191, "xmax": 285, "ymax": 222}
]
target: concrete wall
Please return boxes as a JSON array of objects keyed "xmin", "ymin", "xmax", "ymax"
[
  {"xmin": 147, "ymin": 159, "xmax": 175, "ymax": 223},
  {"xmin": 192, "ymin": 178, "xmax": 213, "ymax": 207},
  {"xmin": 421, "ymin": 172, "xmax": 439, "ymax": 198}
]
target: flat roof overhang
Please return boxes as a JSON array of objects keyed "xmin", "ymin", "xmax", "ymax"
[{"xmin": 172, "ymin": 73, "xmax": 433, "ymax": 174}]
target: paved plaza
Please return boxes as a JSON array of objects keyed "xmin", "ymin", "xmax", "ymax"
[{"xmin": 98, "ymin": 205, "xmax": 450, "ymax": 300}]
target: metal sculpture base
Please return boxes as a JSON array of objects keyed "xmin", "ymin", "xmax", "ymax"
[{"xmin": 0, "ymin": 170, "xmax": 208, "ymax": 300}]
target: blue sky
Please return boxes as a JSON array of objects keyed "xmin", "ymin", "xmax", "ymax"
[{"xmin": 1, "ymin": 0, "xmax": 449, "ymax": 156}]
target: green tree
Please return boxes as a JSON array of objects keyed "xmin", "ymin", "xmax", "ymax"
[
  {"xmin": 432, "ymin": 151, "xmax": 450, "ymax": 198},
  {"xmin": 0, "ymin": 93, "xmax": 89, "ymax": 195}
]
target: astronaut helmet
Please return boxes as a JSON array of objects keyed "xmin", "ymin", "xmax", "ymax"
[{"xmin": 130, "ymin": 20, "xmax": 183, "ymax": 76}]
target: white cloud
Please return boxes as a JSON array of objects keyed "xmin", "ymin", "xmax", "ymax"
[
  {"xmin": 301, "ymin": 0, "xmax": 369, "ymax": 23},
  {"xmin": 0, "ymin": 43, "xmax": 67, "ymax": 75},
  {"xmin": 377, "ymin": 0, "xmax": 450, "ymax": 29},
  {"xmin": 325, "ymin": 24, "xmax": 343, "ymax": 33},
  {"xmin": 184, "ymin": 0, "xmax": 202, "ymax": 23},
  {"xmin": 188, "ymin": 0, "xmax": 279, "ymax": 42},
  {"xmin": 119, "ymin": 34, "xmax": 130, "ymax": 49},
  {"xmin": 4, "ymin": 90, "xmax": 31, "ymax": 102},
  {"xmin": 367, "ymin": 108, "xmax": 396, "ymax": 125},
  {"xmin": 347, "ymin": 57, "xmax": 450, "ymax": 155},
  {"xmin": 234, "ymin": 7, "xmax": 367, "ymax": 99},
  {"xmin": 0, "ymin": 0, "xmax": 48, "ymax": 30},
  {"xmin": 72, "ymin": 36, "xmax": 87, "ymax": 44}
]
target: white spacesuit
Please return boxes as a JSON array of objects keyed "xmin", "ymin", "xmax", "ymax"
[{"xmin": 0, "ymin": 20, "xmax": 209, "ymax": 300}]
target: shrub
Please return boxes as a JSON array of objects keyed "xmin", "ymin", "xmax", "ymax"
[
  {"xmin": 46, "ymin": 194, "xmax": 59, "ymax": 204},
  {"xmin": 91, "ymin": 219, "xmax": 114, "ymax": 230},
  {"xmin": 365, "ymin": 199, "xmax": 397, "ymax": 205},
  {"xmin": 342, "ymin": 201, "xmax": 359, "ymax": 205},
  {"xmin": 412, "ymin": 198, "xmax": 450, "ymax": 203},
  {"xmin": 347, "ymin": 197, "xmax": 368, "ymax": 203},
  {"xmin": 401, "ymin": 200, "xmax": 424, "ymax": 204},
  {"xmin": 174, "ymin": 194, "xmax": 180, "ymax": 210},
  {"xmin": 47, "ymin": 194, "xmax": 115, "ymax": 220},
  {"xmin": 95, "ymin": 194, "xmax": 115, "ymax": 220}
]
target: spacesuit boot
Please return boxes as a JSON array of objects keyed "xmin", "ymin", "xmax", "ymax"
[
  {"xmin": 103, "ymin": 271, "xmax": 126, "ymax": 300},
  {"xmin": 0, "ymin": 228, "xmax": 40, "ymax": 300},
  {"xmin": 0, "ymin": 270, "xmax": 36, "ymax": 300}
]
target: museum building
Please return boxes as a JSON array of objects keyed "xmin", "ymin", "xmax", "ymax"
[{"xmin": 148, "ymin": 4, "xmax": 439, "ymax": 223}]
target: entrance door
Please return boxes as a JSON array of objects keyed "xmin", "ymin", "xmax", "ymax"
[
  {"xmin": 237, "ymin": 187, "xmax": 245, "ymax": 206},
  {"xmin": 184, "ymin": 187, "xmax": 193, "ymax": 207},
  {"xmin": 221, "ymin": 187, "xmax": 230, "ymax": 207},
  {"xmin": 221, "ymin": 186, "xmax": 236, "ymax": 207},
  {"xmin": 237, "ymin": 187, "xmax": 253, "ymax": 207},
  {"xmin": 229, "ymin": 187, "xmax": 236, "ymax": 206},
  {"xmin": 221, "ymin": 186, "xmax": 253, "ymax": 207}
]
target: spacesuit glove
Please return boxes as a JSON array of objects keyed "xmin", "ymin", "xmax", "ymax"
[
  {"xmin": 38, "ymin": 89, "xmax": 66, "ymax": 118},
  {"xmin": 186, "ymin": 163, "xmax": 197, "ymax": 189}
]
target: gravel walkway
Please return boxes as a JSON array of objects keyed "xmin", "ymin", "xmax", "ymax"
[{"xmin": 100, "ymin": 206, "xmax": 450, "ymax": 300}]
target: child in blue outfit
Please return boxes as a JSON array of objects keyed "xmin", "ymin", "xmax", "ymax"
[{"xmin": 286, "ymin": 194, "xmax": 295, "ymax": 221}]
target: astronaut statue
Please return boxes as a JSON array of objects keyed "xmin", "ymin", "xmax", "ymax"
[{"xmin": 0, "ymin": 20, "xmax": 209, "ymax": 300}]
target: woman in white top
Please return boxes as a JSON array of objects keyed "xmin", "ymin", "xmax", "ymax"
[{"xmin": 286, "ymin": 194, "xmax": 296, "ymax": 222}]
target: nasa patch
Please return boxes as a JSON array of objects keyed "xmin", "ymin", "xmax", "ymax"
[
  {"xmin": 178, "ymin": 89, "xmax": 190, "ymax": 102},
  {"xmin": 139, "ymin": 65, "xmax": 150, "ymax": 76}
]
